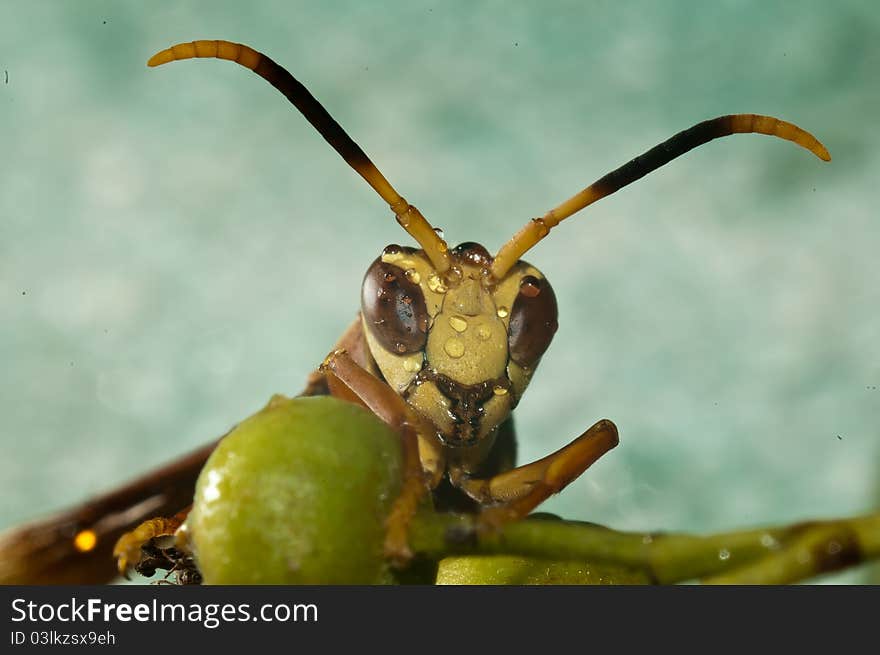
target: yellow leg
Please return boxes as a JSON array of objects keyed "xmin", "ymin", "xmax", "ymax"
[
  {"xmin": 113, "ymin": 506, "xmax": 190, "ymax": 577},
  {"xmin": 450, "ymin": 419, "xmax": 619, "ymax": 530},
  {"xmin": 321, "ymin": 349, "xmax": 444, "ymax": 566}
]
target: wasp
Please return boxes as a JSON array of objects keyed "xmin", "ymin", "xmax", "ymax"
[{"xmin": 0, "ymin": 40, "xmax": 829, "ymax": 584}]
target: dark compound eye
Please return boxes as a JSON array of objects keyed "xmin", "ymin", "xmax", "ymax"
[
  {"xmin": 361, "ymin": 258, "xmax": 429, "ymax": 355},
  {"xmin": 507, "ymin": 274, "xmax": 558, "ymax": 367}
]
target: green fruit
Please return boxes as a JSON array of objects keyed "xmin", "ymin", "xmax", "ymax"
[
  {"xmin": 188, "ymin": 395, "xmax": 402, "ymax": 584},
  {"xmin": 435, "ymin": 555, "xmax": 652, "ymax": 585}
]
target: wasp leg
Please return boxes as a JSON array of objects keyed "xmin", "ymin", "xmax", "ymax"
[
  {"xmin": 321, "ymin": 349, "xmax": 444, "ymax": 566},
  {"xmin": 450, "ymin": 419, "xmax": 619, "ymax": 530},
  {"xmin": 113, "ymin": 506, "xmax": 191, "ymax": 577},
  {"xmin": 302, "ymin": 314, "xmax": 380, "ymax": 397}
]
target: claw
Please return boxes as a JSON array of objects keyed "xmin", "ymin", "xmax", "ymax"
[{"xmin": 319, "ymin": 349, "xmax": 347, "ymax": 372}]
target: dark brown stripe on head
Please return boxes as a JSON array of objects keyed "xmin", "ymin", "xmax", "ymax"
[{"xmin": 417, "ymin": 370, "xmax": 509, "ymax": 447}]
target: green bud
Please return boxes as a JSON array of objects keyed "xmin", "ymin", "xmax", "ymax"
[
  {"xmin": 436, "ymin": 555, "xmax": 652, "ymax": 585},
  {"xmin": 189, "ymin": 395, "xmax": 402, "ymax": 584}
]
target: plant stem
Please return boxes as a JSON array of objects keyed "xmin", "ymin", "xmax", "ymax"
[{"xmin": 408, "ymin": 510, "xmax": 880, "ymax": 584}]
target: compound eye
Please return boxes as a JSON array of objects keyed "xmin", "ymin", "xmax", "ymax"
[
  {"xmin": 507, "ymin": 274, "xmax": 558, "ymax": 367},
  {"xmin": 361, "ymin": 258, "xmax": 429, "ymax": 354}
]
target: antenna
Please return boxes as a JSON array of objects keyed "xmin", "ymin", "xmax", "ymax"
[
  {"xmin": 492, "ymin": 114, "xmax": 830, "ymax": 279},
  {"xmin": 149, "ymin": 40, "xmax": 452, "ymax": 273}
]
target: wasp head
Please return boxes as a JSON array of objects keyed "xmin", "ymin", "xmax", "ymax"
[{"xmin": 361, "ymin": 242, "xmax": 557, "ymax": 451}]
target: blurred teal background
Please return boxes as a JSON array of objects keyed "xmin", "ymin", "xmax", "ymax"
[{"xmin": 1, "ymin": 1, "xmax": 878, "ymax": 582}]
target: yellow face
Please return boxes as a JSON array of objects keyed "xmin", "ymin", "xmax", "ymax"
[{"xmin": 361, "ymin": 242, "xmax": 558, "ymax": 452}]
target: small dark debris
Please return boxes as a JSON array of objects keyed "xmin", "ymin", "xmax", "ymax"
[
  {"xmin": 514, "ymin": 42, "xmax": 519, "ymax": 47},
  {"xmin": 21, "ymin": 290, "xmax": 26, "ymax": 296},
  {"xmin": 4, "ymin": 70, "xmax": 7, "ymax": 84},
  {"xmin": 137, "ymin": 541, "xmax": 201, "ymax": 585},
  {"xmin": 102, "ymin": 20, "xmax": 107, "ymax": 25},
  {"xmin": 69, "ymin": 361, "xmax": 74, "ymax": 367},
  {"xmin": 836, "ymin": 435, "xmax": 843, "ymax": 441}
]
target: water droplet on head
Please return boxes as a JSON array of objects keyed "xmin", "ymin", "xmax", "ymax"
[
  {"xmin": 496, "ymin": 306, "xmax": 509, "ymax": 319},
  {"xmin": 383, "ymin": 272, "xmax": 397, "ymax": 283},
  {"xmin": 520, "ymin": 280, "xmax": 541, "ymax": 298},
  {"xmin": 448, "ymin": 315, "xmax": 468, "ymax": 333},
  {"xmin": 404, "ymin": 268, "xmax": 421, "ymax": 284},
  {"xmin": 493, "ymin": 385, "xmax": 508, "ymax": 396},
  {"xmin": 718, "ymin": 548, "xmax": 730, "ymax": 561},
  {"xmin": 427, "ymin": 274, "xmax": 448, "ymax": 294},
  {"xmin": 403, "ymin": 357, "xmax": 422, "ymax": 372},
  {"xmin": 395, "ymin": 342, "xmax": 407, "ymax": 353},
  {"xmin": 477, "ymin": 324, "xmax": 492, "ymax": 340},
  {"xmin": 444, "ymin": 266, "xmax": 463, "ymax": 287},
  {"xmin": 444, "ymin": 337, "xmax": 465, "ymax": 359}
]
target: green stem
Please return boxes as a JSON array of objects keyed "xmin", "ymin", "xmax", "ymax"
[
  {"xmin": 704, "ymin": 514, "xmax": 880, "ymax": 584},
  {"xmin": 407, "ymin": 510, "xmax": 880, "ymax": 584}
]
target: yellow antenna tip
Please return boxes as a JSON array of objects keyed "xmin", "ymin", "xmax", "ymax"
[{"xmin": 147, "ymin": 49, "xmax": 175, "ymax": 67}]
